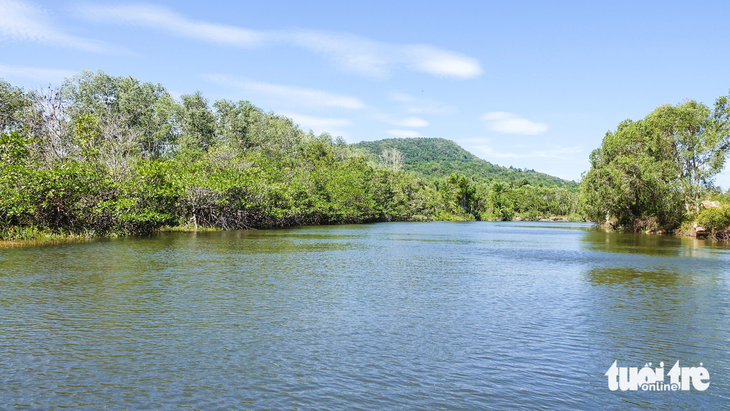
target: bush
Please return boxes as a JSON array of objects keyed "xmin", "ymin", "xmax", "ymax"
[{"xmin": 696, "ymin": 206, "xmax": 730, "ymax": 231}]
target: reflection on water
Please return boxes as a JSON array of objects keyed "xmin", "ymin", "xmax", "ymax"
[
  {"xmin": 587, "ymin": 266, "xmax": 683, "ymax": 285},
  {"xmin": 580, "ymin": 229, "xmax": 729, "ymax": 259},
  {"xmin": 0, "ymin": 222, "xmax": 728, "ymax": 409},
  {"xmin": 583, "ymin": 262, "xmax": 730, "ymax": 409}
]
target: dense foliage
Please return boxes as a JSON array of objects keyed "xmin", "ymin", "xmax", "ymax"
[
  {"xmin": 580, "ymin": 95, "xmax": 730, "ymax": 232},
  {"xmin": 696, "ymin": 205, "xmax": 730, "ymax": 232},
  {"xmin": 354, "ymin": 138, "xmax": 581, "ymax": 222},
  {"xmin": 353, "ymin": 137, "xmax": 578, "ymax": 188},
  {"xmin": 0, "ymin": 71, "xmax": 579, "ymax": 240}
]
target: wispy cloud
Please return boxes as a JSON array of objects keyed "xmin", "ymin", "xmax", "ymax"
[
  {"xmin": 0, "ymin": 63, "xmax": 75, "ymax": 83},
  {"xmin": 403, "ymin": 45, "xmax": 481, "ymax": 79},
  {"xmin": 205, "ymin": 74, "xmax": 366, "ymax": 110},
  {"xmin": 285, "ymin": 31, "xmax": 481, "ymax": 78},
  {"xmin": 373, "ymin": 112, "xmax": 430, "ymax": 127},
  {"xmin": 0, "ymin": 0, "xmax": 107, "ymax": 52},
  {"xmin": 74, "ymin": 3, "xmax": 263, "ymax": 47},
  {"xmin": 481, "ymin": 112, "xmax": 549, "ymax": 135},
  {"xmin": 373, "ymin": 113, "xmax": 430, "ymax": 127},
  {"xmin": 389, "ymin": 91, "xmax": 456, "ymax": 114},
  {"xmin": 387, "ymin": 129, "xmax": 426, "ymax": 138},
  {"xmin": 279, "ymin": 111, "xmax": 351, "ymax": 137},
  {"xmin": 283, "ymin": 31, "xmax": 391, "ymax": 77},
  {"xmin": 471, "ymin": 144, "xmax": 581, "ymax": 160},
  {"xmin": 75, "ymin": 3, "xmax": 482, "ymax": 79},
  {"xmin": 391, "ymin": 116, "xmax": 429, "ymax": 127}
]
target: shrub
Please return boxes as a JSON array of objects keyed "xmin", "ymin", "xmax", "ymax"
[{"xmin": 696, "ymin": 206, "xmax": 730, "ymax": 231}]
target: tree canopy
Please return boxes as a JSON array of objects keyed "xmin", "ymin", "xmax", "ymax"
[{"xmin": 580, "ymin": 96, "xmax": 730, "ymax": 230}]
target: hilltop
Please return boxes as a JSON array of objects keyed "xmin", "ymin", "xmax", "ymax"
[{"xmin": 352, "ymin": 138, "xmax": 577, "ymax": 188}]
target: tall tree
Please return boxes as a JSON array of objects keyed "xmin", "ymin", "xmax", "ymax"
[
  {"xmin": 648, "ymin": 100, "xmax": 728, "ymax": 213},
  {"xmin": 61, "ymin": 70, "xmax": 176, "ymax": 157},
  {"xmin": 178, "ymin": 92, "xmax": 216, "ymax": 152},
  {"xmin": 0, "ymin": 79, "xmax": 36, "ymax": 134}
]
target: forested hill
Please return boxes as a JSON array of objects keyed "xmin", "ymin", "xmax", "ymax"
[{"xmin": 353, "ymin": 138, "xmax": 577, "ymax": 188}]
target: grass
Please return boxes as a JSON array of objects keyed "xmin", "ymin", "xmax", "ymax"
[
  {"xmin": 0, "ymin": 224, "xmax": 223, "ymax": 248},
  {"xmin": 159, "ymin": 225, "xmax": 222, "ymax": 232},
  {"xmin": 0, "ymin": 226, "xmax": 100, "ymax": 248}
]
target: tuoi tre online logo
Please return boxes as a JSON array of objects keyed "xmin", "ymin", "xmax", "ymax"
[{"xmin": 605, "ymin": 361, "xmax": 710, "ymax": 392}]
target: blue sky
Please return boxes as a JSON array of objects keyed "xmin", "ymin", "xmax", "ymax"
[{"xmin": 1, "ymin": 0, "xmax": 730, "ymax": 187}]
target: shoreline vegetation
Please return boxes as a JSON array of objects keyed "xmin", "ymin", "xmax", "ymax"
[
  {"xmin": 1, "ymin": 70, "xmax": 580, "ymax": 245},
  {"xmin": 1, "ymin": 70, "xmax": 729, "ymax": 246}
]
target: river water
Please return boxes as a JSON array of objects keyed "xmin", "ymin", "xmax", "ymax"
[{"xmin": 1, "ymin": 222, "xmax": 729, "ymax": 409}]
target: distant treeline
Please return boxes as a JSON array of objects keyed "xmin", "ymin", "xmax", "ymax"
[{"xmin": 0, "ymin": 70, "xmax": 579, "ymax": 240}]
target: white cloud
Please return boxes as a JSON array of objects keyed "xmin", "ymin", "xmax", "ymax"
[
  {"xmin": 403, "ymin": 45, "xmax": 481, "ymax": 78},
  {"xmin": 286, "ymin": 31, "xmax": 482, "ymax": 78},
  {"xmin": 205, "ymin": 74, "xmax": 366, "ymax": 110},
  {"xmin": 291, "ymin": 34, "xmax": 482, "ymax": 79},
  {"xmin": 471, "ymin": 144, "xmax": 581, "ymax": 160},
  {"xmin": 75, "ymin": 3, "xmax": 482, "ymax": 79},
  {"xmin": 374, "ymin": 112, "xmax": 430, "ymax": 127},
  {"xmin": 279, "ymin": 111, "xmax": 351, "ymax": 137},
  {"xmin": 0, "ymin": 63, "xmax": 75, "ymax": 83},
  {"xmin": 76, "ymin": 4, "xmax": 263, "ymax": 47},
  {"xmin": 392, "ymin": 116, "xmax": 429, "ymax": 127},
  {"xmin": 390, "ymin": 91, "xmax": 418, "ymax": 103},
  {"xmin": 0, "ymin": 0, "xmax": 106, "ymax": 52},
  {"xmin": 389, "ymin": 91, "xmax": 456, "ymax": 114},
  {"xmin": 284, "ymin": 31, "xmax": 390, "ymax": 77},
  {"xmin": 481, "ymin": 112, "xmax": 549, "ymax": 135},
  {"xmin": 387, "ymin": 129, "xmax": 426, "ymax": 138}
]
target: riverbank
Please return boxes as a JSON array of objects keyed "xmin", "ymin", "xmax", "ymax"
[
  {"xmin": 6, "ymin": 217, "xmax": 728, "ymax": 249},
  {"xmin": 1, "ymin": 216, "xmax": 586, "ymax": 248},
  {"xmin": 596, "ymin": 217, "xmax": 730, "ymax": 242},
  {"xmin": 0, "ymin": 225, "xmax": 224, "ymax": 248}
]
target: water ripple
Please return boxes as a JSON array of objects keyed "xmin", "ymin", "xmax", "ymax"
[{"xmin": 1, "ymin": 222, "xmax": 728, "ymax": 409}]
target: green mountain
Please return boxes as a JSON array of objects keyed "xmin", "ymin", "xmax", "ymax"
[{"xmin": 352, "ymin": 137, "xmax": 577, "ymax": 188}]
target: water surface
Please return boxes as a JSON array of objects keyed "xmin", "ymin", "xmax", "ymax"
[{"xmin": 1, "ymin": 222, "xmax": 728, "ymax": 409}]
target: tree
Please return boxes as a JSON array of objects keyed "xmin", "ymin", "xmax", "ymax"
[
  {"xmin": 213, "ymin": 99, "xmax": 261, "ymax": 152},
  {"xmin": 447, "ymin": 174, "xmax": 477, "ymax": 216},
  {"xmin": 581, "ymin": 118, "xmax": 684, "ymax": 228},
  {"xmin": 581, "ymin": 95, "xmax": 730, "ymax": 229},
  {"xmin": 61, "ymin": 70, "xmax": 176, "ymax": 157},
  {"xmin": 178, "ymin": 92, "xmax": 216, "ymax": 152},
  {"xmin": 0, "ymin": 79, "xmax": 36, "ymax": 134},
  {"xmin": 380, "ymin": 148, "xmax": 404, "ymax": 171},
  {"xmin": 648, "ymin": 100, "xmax": 728, "ymax": 213}
]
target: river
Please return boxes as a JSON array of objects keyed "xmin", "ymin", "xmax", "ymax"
[{"xmin": 1, "ymin": 222, "xmax": 728, "ymax": 409}]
